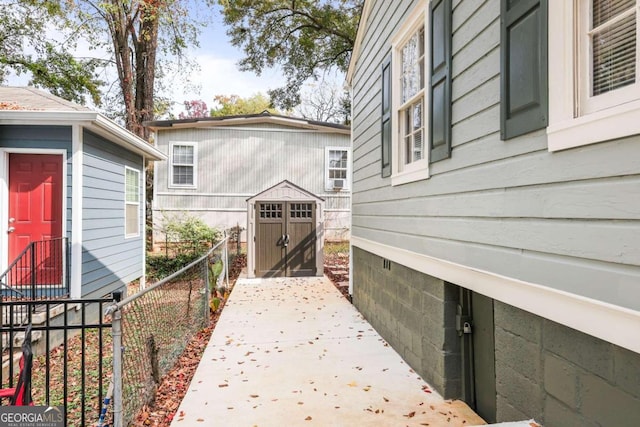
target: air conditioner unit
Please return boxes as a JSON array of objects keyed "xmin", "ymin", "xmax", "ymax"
[{"xmin": 332, "ymin": 179, "xmax": 345, "ymax": 190}]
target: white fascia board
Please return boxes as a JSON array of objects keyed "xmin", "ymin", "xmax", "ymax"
[
  {"xmin": 151, "ymin": 116, "xmax": 351, "ymax": 135},
  {"xmin": 93, "ymin": 114, "xmax": 166, "ymax": 161},
  {"xmin": 352, "ymin": 236, "xmax": 640, "ymax": 354},
  {"xmin": 0, "ymin": 110, "xmax": 167, "ymax": 161}
]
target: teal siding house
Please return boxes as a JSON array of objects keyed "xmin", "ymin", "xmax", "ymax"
[
  {"xmin": 347, "ymin": 1, "xmax": 640, "ymax": 425},
  {"xmin": 0, "ymin": 87, "xmax": 166, "ymax": 298}
]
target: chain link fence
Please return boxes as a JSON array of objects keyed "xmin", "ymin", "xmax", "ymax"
[{"xmin": 108, "ymin": 237, "xmax": 229, "ymax": 426}]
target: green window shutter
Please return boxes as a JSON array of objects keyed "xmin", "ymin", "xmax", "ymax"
[
  {"xmin": 430, "ymin": 0, "xmax": 452, "ymax": 163},
  {"xmin": 500, "ymin": 0, "xmax": 548, "ymax": 140},
  {"xmin": 381, "ymin": 56, "xmax": 392, "ymax": 177}
]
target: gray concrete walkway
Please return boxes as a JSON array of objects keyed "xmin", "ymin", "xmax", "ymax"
[{"xmin": 170, "ymin": 276, "xmax": 486, "ymax": 426}]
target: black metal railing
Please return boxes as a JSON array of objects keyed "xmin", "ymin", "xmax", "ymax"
[
  {"xmin": 1, "ymin": 298, "xmax": 114, "ymax": 426},
  {"xmin": 0, "ymin": 237, "xmax": 70, "ymax": 301}
]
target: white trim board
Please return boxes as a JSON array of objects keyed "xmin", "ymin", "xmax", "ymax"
[
  {"xmin": 71, "ymin": 125, "xmax": 83, "ymax": 298},
  {"xmin": 352, "ymin": 236, "xmax": 640, "ymax": 354}
]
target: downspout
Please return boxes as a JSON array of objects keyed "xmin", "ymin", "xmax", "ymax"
[
  {"xmin": 140, "ymin": 156, "xmax": 147, "ymax": 290},
  {"xmin": 348, "ymin": 84, "xmax": 354, "ymax": 299}
]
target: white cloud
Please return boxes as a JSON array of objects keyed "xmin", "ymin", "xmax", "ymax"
[{"xmin": 170, "ymin": 53, "xmax": 286, "ymax": 114}]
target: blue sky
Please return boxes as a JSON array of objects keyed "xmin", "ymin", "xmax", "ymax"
[{"xmin": 173, "ymin": 7, "xmax": 287, "ymax": 113}]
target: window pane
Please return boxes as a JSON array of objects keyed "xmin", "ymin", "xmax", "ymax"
[
  {"xmin": 593, "ymin": 0, "xmax": 635, "ymax": 27},
  {"xmin": 125, "ymin": 169, "xmax": 139, "ymax": 202},
  {"xmin": 173, "ymin": 166, "xmax": 194, "ymax": 185},
  {"xmin": 402, "ymin": 28, "xmax": 425, "ymax": 103},
  {"xmin": 125, "ymin": 204, "xmax": 139, "ymax": 235},
  {"xmin": 414, "ymin": 129, "xmax": 423, "ymax": 161},
  {"xmin": 592, "ymin": 10, "xmax": 636, "ymax": 95},
  {"xmin": 401, "ymin": 96, "xmax": 425, "ymax": 164},
  {"xmin": 173, "ymin": 145, "xmax": 194, "ymax": 165}
]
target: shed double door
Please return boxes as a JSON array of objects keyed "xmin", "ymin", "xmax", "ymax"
[{"xmin": 255, "ymin": 201, "xmax": 316, "ymax": 277}]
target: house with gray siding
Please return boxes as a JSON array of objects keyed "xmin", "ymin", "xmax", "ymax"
[
  {"xmin": 0, "ymin": 86, "xmax": 166, "ymax": 299},
  {"xmin": 347, "ymin": 1, "xmax": 640, "ymax": 425},
  {"xmin": 146, "ymin": 112, "xmax": 351, "ymax": 245}
]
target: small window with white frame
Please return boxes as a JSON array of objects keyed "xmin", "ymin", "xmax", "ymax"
[
  {"xmin": 548, "ymin": 0, "xmax": 640, "ymax": 151},
  {"xmin": 325, "ymin": 147, "xmax": 350, "ymax": 191},
  {"xmin": 169, "ymin": 142, "xmax": 197, "ymax": 187},
  {"xmin": 125, "ymin": 166, "xmax": 140, "ymax": 238}
]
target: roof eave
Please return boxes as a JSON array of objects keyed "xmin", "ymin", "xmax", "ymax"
[
  {"xmin": 346, "ymin": 0, "xmax": 373, "ymax": 86},
  {"xmin": 0, "ymin": 110, "xmax": 167, "ymax": 161},
  {"xmin": 146, "ymin": 115, "xmax": 350, "ymax": 135}
]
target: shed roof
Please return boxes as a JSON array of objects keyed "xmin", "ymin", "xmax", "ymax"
[
  {"xmin": 0, "ymin": 86, "xmax": 166, "ymax": 161},
  {"xmin": 145, "ymin": 111, "xmax": 350, "ymax": 135},
  {"xmin": 247, "ymin": 180, "xmax": 325, "ymax": 203}
]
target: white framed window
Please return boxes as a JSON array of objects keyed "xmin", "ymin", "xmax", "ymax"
[
  {"xmin": 391, "ymin": 7, "xmax": 430, "ymax": 186},
  {"xmin": 125, "ymin": 166, "xmax": 140, "ymax": 238},
  {"xmin": 169, "ymin": 142, "xmax": 197, "ymax": 188},
  {"xmin": 389, "ymin": 0, "xmax": 451, "ymax": 185},
  {"xmin": 548, "ymin": 0, "xmax": 640, "ymax": 151},
  {"xmin": 325, "ymin": 147, "xmax": 350, "ymax": 191}
]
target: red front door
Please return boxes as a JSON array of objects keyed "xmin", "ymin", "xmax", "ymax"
[{"xmin": 8, "ymin": 154, "xmax": 63, "ymax": 285}]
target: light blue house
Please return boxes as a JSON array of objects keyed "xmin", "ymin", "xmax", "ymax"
[
  {"xmin": 0, "ymin": 86, "xmax": 166, "ymax": 299},
  {"xmin": 347, "ymin": 1, "xmax": 640, "ymax": 425}
]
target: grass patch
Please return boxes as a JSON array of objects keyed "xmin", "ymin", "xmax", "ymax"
[{"xmin": 324, "ymin": 241, "xmax": 349, "ymax": 255}]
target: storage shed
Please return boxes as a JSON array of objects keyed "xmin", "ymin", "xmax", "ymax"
[{"xmin": 246, "ymin": 180, "xmax": 324, "ymax": 278}]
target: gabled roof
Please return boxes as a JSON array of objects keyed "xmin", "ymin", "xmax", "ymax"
[
  {"xmin": 144, "ymin": 111, "xmax": 350, "ymax": 135},
  {"xmin": 0, "ymin": 86, "xmax": 166, "ymax": 161},
  {"xmin": 247, "ymin": 180, "xmax": 325, "ymax": 203}
]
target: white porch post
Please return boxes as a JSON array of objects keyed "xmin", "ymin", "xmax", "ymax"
[{"xmin": 71, "ymin": 124, "xmax": 83, "ymax": 298}]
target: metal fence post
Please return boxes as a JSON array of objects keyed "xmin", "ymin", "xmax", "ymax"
[
  {"xmin": 204, "ymin": 254, "xmax": 210, "ymax": 321},
  {"xmin": 224, "ymin": 233, "xmax": 229, "ymax": 287},
  {"xmin": 112, "ymin": 307, "xmax": 124, "ymax": 427}
]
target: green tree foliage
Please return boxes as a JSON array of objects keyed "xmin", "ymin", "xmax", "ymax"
[
  {"xmin": 1, "ymin": 0, "xmax": 214, "ymax": 139},
  {"xmin": 218, "ymin": 0, "xmax": 363, "ymax": 110},
  {"xmin": 210, "ymin": 93, "xmax": 279, "ymax": 117},
  {"xmin": 0, "ymin": 0, "xmax": 103, "ymax": 104}
]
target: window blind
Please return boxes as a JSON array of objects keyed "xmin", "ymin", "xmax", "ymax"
[{"xmin": 591, "ymin": 0, "xmax": 637, "ymax": 96}]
